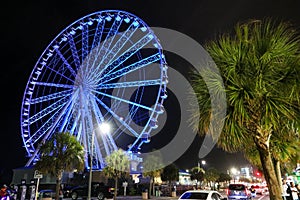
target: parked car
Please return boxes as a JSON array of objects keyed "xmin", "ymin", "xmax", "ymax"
[
  {"xmin": 226, "ymin": 184, "xmax": 251, "ymax": 200},
  {"xmin": 65, "ymin": 182, "xmax": 113, "ymax": 200},
  {"xmin": 178, "ymin": 190, "xmax": 227, "ymax": 200},
  {"xmin": 38, "ymin": 189, "xmax": 56, "ymax": 200}
]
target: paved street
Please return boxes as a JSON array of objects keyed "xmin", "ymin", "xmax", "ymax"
[{"xmin": 61, "ymin": 193, "xmax": 270, "ymax": 200}]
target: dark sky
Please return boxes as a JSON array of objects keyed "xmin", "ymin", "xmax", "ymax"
[{"xmin": 1, "ymin": 0, "xmax": 300, "ymax": 180}]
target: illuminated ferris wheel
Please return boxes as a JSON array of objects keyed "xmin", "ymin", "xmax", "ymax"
[{"xmin": 21, "ymin": 10, "xmax": 168, "ymax": 169}]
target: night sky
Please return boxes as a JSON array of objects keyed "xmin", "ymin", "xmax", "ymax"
[{"xmin": 1, "ymin": 0, "xmax": 300, "ymax": 182}]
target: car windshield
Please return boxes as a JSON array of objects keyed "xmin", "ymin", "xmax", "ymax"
[
  {"xmin": 180, "ymin": 192, "xmax": 208, "ymax": 199},
  {"xmin": 229, "ymin": 184, "xmax": 245, "ymax": 190}
]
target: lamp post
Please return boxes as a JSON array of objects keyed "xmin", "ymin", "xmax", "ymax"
[
  {"xmin": 87, "ymin": 130, "xmax": 95, "ymax": 200},
  {"xmin": 88, "ymin": 122, "xmax": 110, "ymax": 200}
]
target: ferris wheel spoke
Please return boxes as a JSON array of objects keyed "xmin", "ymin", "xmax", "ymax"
[
  {"xmin": 93, "ymin": 141, "xmax": 105, "ymax": 168},
  {"xmin": 84, "ymin": 17, "xmax": 106, "ymax": 79},
  {"xmin": 67, "ymin": 34, "xmax": 81, "ymax": 71},
  {"xmin": 54, "ymin": 47, "xmax": 77, "ymax": 77},
  {"xmin": 88, "ymin": 19, "xmax": 141, "ymax": 80},
  {"xmin": 92, "ymin": 17, "xmax": 106, "ymax": 50},
  {"xmin": 93, "ymin": 95, "xmax": 139, "ymax": 137},
  {"xmin": 92, "ymin": 32, "xmax": 154, "ymax": 81},
  {"xmin": 98, "ymin": 79, "xmax": 161, "ymax": 90},
  {"xmin": 24, "ymin": 97, "xmax": 74, "ymax": 148},
  {"xmin": 82, "ymin": 22, "xmax": 89, "ymax": 64},
  {"xmin": 99, "ymin": 53, "xmax": 161, "ymax": 84},
  {"xmin": 30, "ymin": 89, "xmax": 73, "ymax": 104},
  {"xmin": 25, "ymin": 95, "xmax": 71, "ymax": 126},
  {"xmin": 57, "ymin": 99, "xmax": 76, "ymax": 133},
  {"xmin": 94, "ymin": 90, "xmax": 153, "ymax": 112},
  {"xmin": 24, "ymin": 109, "xmax": 61, "ymax": 146},
  {"xmin": 86, "ymin": 15, "xmax": 123, "ymax": 79},
  {"xmin": 33, "ymin": 82, "xmax": 74, "ymax": 89}
]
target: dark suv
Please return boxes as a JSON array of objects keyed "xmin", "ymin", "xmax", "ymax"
[
  {"xmin": 227, "ymin": 184, "xmax": 251, "ymax": 200},
  {"xmin": 66, "ymin": 182, "xmax": 113, "ymax": 200}
]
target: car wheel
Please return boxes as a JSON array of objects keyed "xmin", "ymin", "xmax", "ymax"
[
  {"xmin": 71, "ymin": 191, "xmax": 78, "ymax": 200},
  {"xmin": 97, "ymin": 192, "xmax": 104, "ymax": 200}
]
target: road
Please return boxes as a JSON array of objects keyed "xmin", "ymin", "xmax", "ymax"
[{"xmin": 61, "ymin": 193, "xmax": 271, "ymax": 200}]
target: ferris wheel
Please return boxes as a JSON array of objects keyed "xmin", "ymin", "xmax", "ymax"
[{"xmin": 21, "ymin": 10, "xmax": 168, "ymax": 169}]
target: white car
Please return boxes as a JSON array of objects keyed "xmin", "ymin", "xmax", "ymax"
[{"xmin": 178, "ymin": 190, "xmax": 227, "ymax": 200}]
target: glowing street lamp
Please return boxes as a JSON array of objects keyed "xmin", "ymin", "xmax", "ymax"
[
  {"xmin": 231, "ymin": 167, "xmax": 237, "ymax": 183},
  {"xmin": 198, "ymin": 160, "xmax": 206, "ymax": 168}
]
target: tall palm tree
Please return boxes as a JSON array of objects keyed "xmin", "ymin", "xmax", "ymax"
[
  {"xmin": 142, "ymin": 153, "xmax": 164, "ymax": 197},
  {"xmin": 190, "ymin": 166, "xmax": 205, "ymax": 189},
  {"xmin": 191, "ymin": 18, "xmax": 300, "ymax": 200},
  {"xmin": 102, "ymin": 149, "xmax": 130, "ymax": 200},
  {"xmin": 35, "ymin": 132, "xmax": 84, "ymax": 200}
]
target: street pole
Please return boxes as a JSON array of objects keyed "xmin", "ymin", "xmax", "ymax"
[{"xmin": 88, "ymin": 131, "xmax": 95, "ymax": 200}]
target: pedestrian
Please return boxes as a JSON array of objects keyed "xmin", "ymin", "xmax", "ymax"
[
  {"xmin": 0, "ymin": 185, "xmax": 8, "ymax": 198},
  {"xmin": 283, "ymin": 180, "xmax": 292, "ymax": 200},
  {"xmin": 290, "ymin": 182, "xmax": 299, "ymax": 200},
  {"xmin": 296, "ymin": 184, "xmax": 300, "ymax": 199}
]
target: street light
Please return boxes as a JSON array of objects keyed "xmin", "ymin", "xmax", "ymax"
[
  {"xmin": 198, "ymin": 160, "xmax": 206, "ymax": 168},
  {"xmin": 231, "ymin": 168, "xmax": 237, "ymax": 183},
  {"xmin": 88, "ymin": 122, "xmax": 110, "ymax": 200}
]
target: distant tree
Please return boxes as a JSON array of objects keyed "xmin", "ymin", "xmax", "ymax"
[
  {"xmin": 204, "ymin": 168, "xmax": 219, "ymax": 190},
  {"xmin": 142, "ymin": 153, "xmax": 164, "ymax": 197},
  {"xmin": 216, "ymin": 172, "xmax": 231, "ymax": 184},
  {"xmin": 190, "ymin": 166, "xmax": 205, "ymax": 189},
  {"xmin": 161, "ymin": 163, "xmax": 179, "ymax": 184},
  {"xmin": 35, "ymin": 132, "xmax": 84, "ymax": 200},
  {"xmin": 161, "ymin": 163, "xmax": 179, "ymax": 196},
  {"xmin": 102, "ymin": 149, "xmax": 130, "ymax": 200}
]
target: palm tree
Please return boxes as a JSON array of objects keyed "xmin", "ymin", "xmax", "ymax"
[
  {"xmin": 142, "ymin": 153, "xmax": 164, "ymax": 198},
  {"xmin": 190, "ymin": 166, "xmax": 205, "ymax": 189},
  {"xmin": 102, "ymin": 149, "xmax": 130, "ymax": 200},
  {"xmin": 161, "ymin": 163, "xmax": 179, "ymax": 196},
  {"xmin": 35, "ymin": 132, "xmax": 84, "ymax": 200},
  {"xmin": 204, "ymin": 168, "xmax": 219, "ymax": 190},
  {"xmin": 191, "ymin": 18, "xmax": 300, "ymax": 200}
]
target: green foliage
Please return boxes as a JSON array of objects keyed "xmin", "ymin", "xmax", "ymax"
[
  {"xmin": 204, "ymin": 168, "xmax": 219, "ymax": 183},
  {"xmin": 217, "ymin": 172, "xmax": 231, "ymax": 183},
  {"xmin": 35, "ymin": 132, "xmax": 85, "ymax": 176},
  {"xmin": 102, "ymin": 149, "xmax": 130, "ymax": 200},
  {"xmin": 142, "ymin": 153, "xmax": 164, "ymax": 178},
  {"xmin": 103, "ymin": 149, "xmax": 130, "ymax": 178},
  {"xmin": 161, "ymin": 163, "xmax": 179, "ymax": 183},
  {"xmin": 142, "ymin": 152, "xmax": 164, "ymax": 196},
  {"xmin": 35, "ymin": 132, "xmax": 84, "ymax": 200},
  {"xmin": 128, "ymin": 187, "xmax": 136, "ymax": 196},
  {"xmin": 190, "ymin": 18, "xmax": 300, "ymax": 199},
  {"xmin": 190, "ymin": 166, "xmax": 205, "ymax": 182}
]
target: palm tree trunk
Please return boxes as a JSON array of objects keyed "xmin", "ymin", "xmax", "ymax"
[
  {"xmin": 255, "ymin": 142, "xmax": 282, "ymax": 200},
  {"xmin": 55, "ymin": 172, "xmax": 62, "ymax": 200},
  {"xmin": 275, "ymin": 160, "xmax": 284, "ymax": 194},
  {"xmin": 152, "ymin": 177, "xmax": 155, "ymax": 197},
  {"xmin": 114, "ymin": 177, "xmax": 118, "ymax": 200}
]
